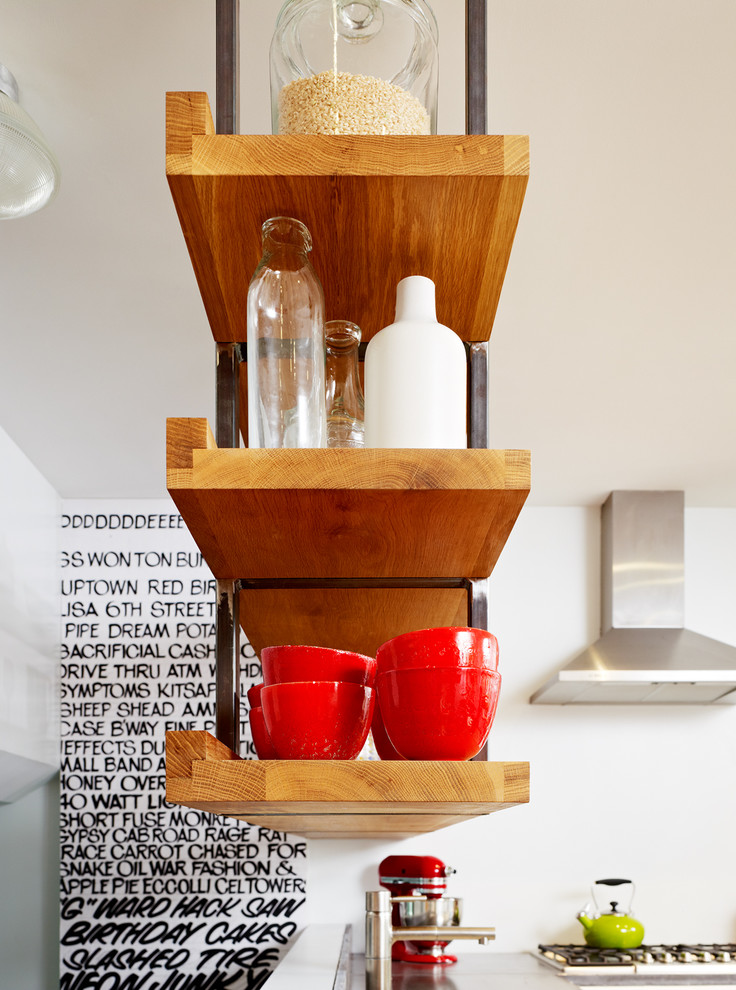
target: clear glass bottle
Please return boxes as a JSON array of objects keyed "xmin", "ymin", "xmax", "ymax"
[
  {"xmin": 247, "ymin": 217, "xmax": 327, "ymax": 449},
  {"xmin": 270, "ymin": 0, "xmax": 439, "ymax": 136},
  {"xmin": 325, "ymin": 320, "xmax": 365, "ymax": 448}
]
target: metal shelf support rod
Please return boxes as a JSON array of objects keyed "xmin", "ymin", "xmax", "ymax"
[
  {"xmin": 215, "ymin": 579, "xmax": 241, "ymax": 753},
  {"xmin": 215, "ymin": 0, "xmax": 240, "ymax": 135},
  {"xmin": 466, "ymin": 0, "xmax": 488, "ymax": 135}
]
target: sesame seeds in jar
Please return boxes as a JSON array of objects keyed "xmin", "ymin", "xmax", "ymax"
[{"xmin": 278, "ymin": 70, "xmax": 431, "ymax": 135}]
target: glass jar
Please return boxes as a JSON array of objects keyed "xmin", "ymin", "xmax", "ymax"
[
  {"xmin": 246, "ymin": 217, "xmax": 327, "ymax": 448},
  {"xmin": 325, "ymin": 320, "xmax": 365, "ymax": 448},
  {"xmin": 270, "ymin": 0, "xmax": 439, "ymax": 136}
]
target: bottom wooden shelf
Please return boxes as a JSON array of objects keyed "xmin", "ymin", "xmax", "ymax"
[{"xmin": 165, "ymin": 730, "xmax": 530, "ymax": 839}]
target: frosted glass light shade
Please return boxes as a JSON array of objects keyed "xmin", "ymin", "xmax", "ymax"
[{"xmin": 0, "ymin": 65, "xmax": 60, "ymax": 219}]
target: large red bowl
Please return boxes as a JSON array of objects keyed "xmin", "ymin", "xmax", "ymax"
[
  {"xmin": 376, "ymin": 627, "xmax": 499, "ymax": 674},
  {"xmin": 370, "ymin": 697, "xmax": 405, "ymax": 761},
  {"xmin": 261, "ymin": 681, "xmax": 375, "ymax": 760},
  {"xmin": 248, "ymin": 706, "xmax": 279, "ymax": 760},
  {"xmin": 376, "ymin": 666, "xmax": 502, "ymax": 761},
  {"xmin": 247, "ymin": 682, "xmax": 265, "ymax": 708},
  {"xmin": 261, "ymin": 645, "xmax": 377, "ymax": 687}
]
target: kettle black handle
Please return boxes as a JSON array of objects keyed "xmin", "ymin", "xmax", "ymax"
[{"xmin": 595, "ymin": 878, "xmax": 632, "ymax": 886}]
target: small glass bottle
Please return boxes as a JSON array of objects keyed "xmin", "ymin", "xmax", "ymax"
[
  {"xmin": 325, "ymin": 320, "xmax": 365, "ymax": 448},
  {"xmin": 247, "ymin": 217, "xmax": 327, "ymax": 449}
]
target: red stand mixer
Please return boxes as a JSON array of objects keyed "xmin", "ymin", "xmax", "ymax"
[{"xmin": 378, "ymin": 855, "xmax": 461, "ymax": 965}]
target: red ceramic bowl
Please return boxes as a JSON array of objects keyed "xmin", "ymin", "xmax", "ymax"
[
  {"xmin": 261, "ymin": 681, "xmax": 375, "ymax": 760},
  {"xmin": 248, "ymin": 706, "xmax": 279, "ymax": 760},
  {"xmin": 370, "ymin": 697, "xmax": 405, "ymax": 761},
  {"xmin": 376, "ymin": 666, "xmax": 501, "ymax": 761},
  {"xmin": 261, "ymin": 645, "xmax": 377, "ymax": 687},
  {"xmin": 376, "ymin": 627, "xmax": 499, "ymax": 675},
  {"xmin": 247, "ymin": 682, "xmax": 265, "ymax": 708}
]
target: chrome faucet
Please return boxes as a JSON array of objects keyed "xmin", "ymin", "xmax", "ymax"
[{"xmin": 365, "ymin": 890, "xmax": 495, "ymax": 989}]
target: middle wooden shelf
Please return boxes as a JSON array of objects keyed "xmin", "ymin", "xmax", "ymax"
[{"xmin": 166, "ymin": 417, "xmax": 530, "ymax": 656}]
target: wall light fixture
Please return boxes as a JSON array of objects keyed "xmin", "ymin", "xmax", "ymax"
[{"xmin": 0, "ymin": 63, "xmax": 60, "ymax": 219}]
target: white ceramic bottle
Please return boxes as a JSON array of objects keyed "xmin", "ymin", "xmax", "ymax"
[{"xmin": 364, "ymin": 275, "xmax": 467, "ymax": 448}]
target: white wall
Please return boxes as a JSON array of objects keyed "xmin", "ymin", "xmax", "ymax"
[
  {"xmin": 0, "ymin": 427, "xmax": 61, "ymax": 989},
  {"xmin": 0, "ymin": 776, "xmax": 60, "ymax": 990},
  {"xmin": 306, "ymin": 506, "xmax": 736, "ymax": 951},
  {"xmin": 0, "ymin": 427, "xmax": 60, "ymax": 792}
]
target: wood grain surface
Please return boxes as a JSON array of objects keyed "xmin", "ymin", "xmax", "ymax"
[
  {"xmin": 239, "ymin": 586, "xmax": 468, "ymax": 657},
  {"xmin": 165, "ymin": 92, "xmax": 529, "ymax": 344},
  {"xmin": 165, "ymin": 729, "xmax": 240, "ymax": 782},
  {"xmin": 165, "ymin": 730, "xmax": 529, "ymax": 838},
  {"xmin": 166, "ymin": 419, "xmax": 530, "ymax": 580}
]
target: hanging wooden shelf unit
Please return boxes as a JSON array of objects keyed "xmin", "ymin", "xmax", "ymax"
[{"xmin": 163, "ymin": 92, "xmax": 532, "ymax": 837}]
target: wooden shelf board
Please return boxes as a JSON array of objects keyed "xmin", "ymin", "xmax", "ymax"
[
  {"xmin": 239, "ymin": 586, "xmax": 468, "ymax": 658},
  {"xmin": 165, "ymin": 92, "xmax": 529, "ymax": 345},
  {"xmin": 167, "ymin": 418, "xmax": 531, "ymax": 581},
  {"xmin": 166, "ymin": 731, "xmax": 529, "ymax": 839}
]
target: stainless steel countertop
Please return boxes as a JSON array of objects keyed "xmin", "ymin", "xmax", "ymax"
[
  {"xmin": 271, "ymin": 931, "xmax": 736, "ymax": 990},
  {"xmin": 349, "ymin": 952, "xmax": 568, "ymax": 990}
]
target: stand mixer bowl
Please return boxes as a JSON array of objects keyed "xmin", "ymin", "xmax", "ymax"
[
  {"xmin": 397, "ymin": 896, "xmax": 462, "ymax": 960},
  {"xmin": 397, "ymin": 896, "xmax": 462, "ymax": 929}
]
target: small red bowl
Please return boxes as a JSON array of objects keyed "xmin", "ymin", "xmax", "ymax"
[
  {"xmin": 377, "ymin": 666, "xmax": 501, "ymax": 761},
  {"xmin": 261, "ymin": 645, "xmax": 377, "ymax": 687},
  {"xmin": 261, "ymin": 681, "xmax": 375, "ymax": 760},
  {"xmin": 376, "ymin": 627, "xmax": 499, "ymax": 675},
  {"xmin": 248, "ymin": 706, "xmax": 279, "ymax": 760},
  {"xmin": 247, "ymin": 682, "xmax": 265, "ymax": 708},
  {"xmin": 370, "ymin": 697, "xmax": 404, "ymax": 761}
]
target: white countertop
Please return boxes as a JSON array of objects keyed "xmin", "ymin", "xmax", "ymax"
[{"xmin": 265, "ymin": 925, "xmax": 351, "ymax": 990}]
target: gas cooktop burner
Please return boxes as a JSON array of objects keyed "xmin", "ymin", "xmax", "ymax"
[{"xmin": 539, "ymin": 944, "xmax": 736, "ymax": 967}]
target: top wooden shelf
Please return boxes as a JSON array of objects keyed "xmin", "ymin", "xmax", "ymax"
[{"xmin": 165, "ymin": 92, "xmax": 529, "ymax": 345}]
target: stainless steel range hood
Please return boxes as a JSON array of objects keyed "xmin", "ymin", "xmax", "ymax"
[{"xmin": 530, "ymin": 491, "xmax": 736, "ymax": 704}]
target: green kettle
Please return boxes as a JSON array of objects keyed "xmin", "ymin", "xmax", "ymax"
[{"xmin": 577, "ymin": 879, "xmax": 645, "ymax": 949}]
